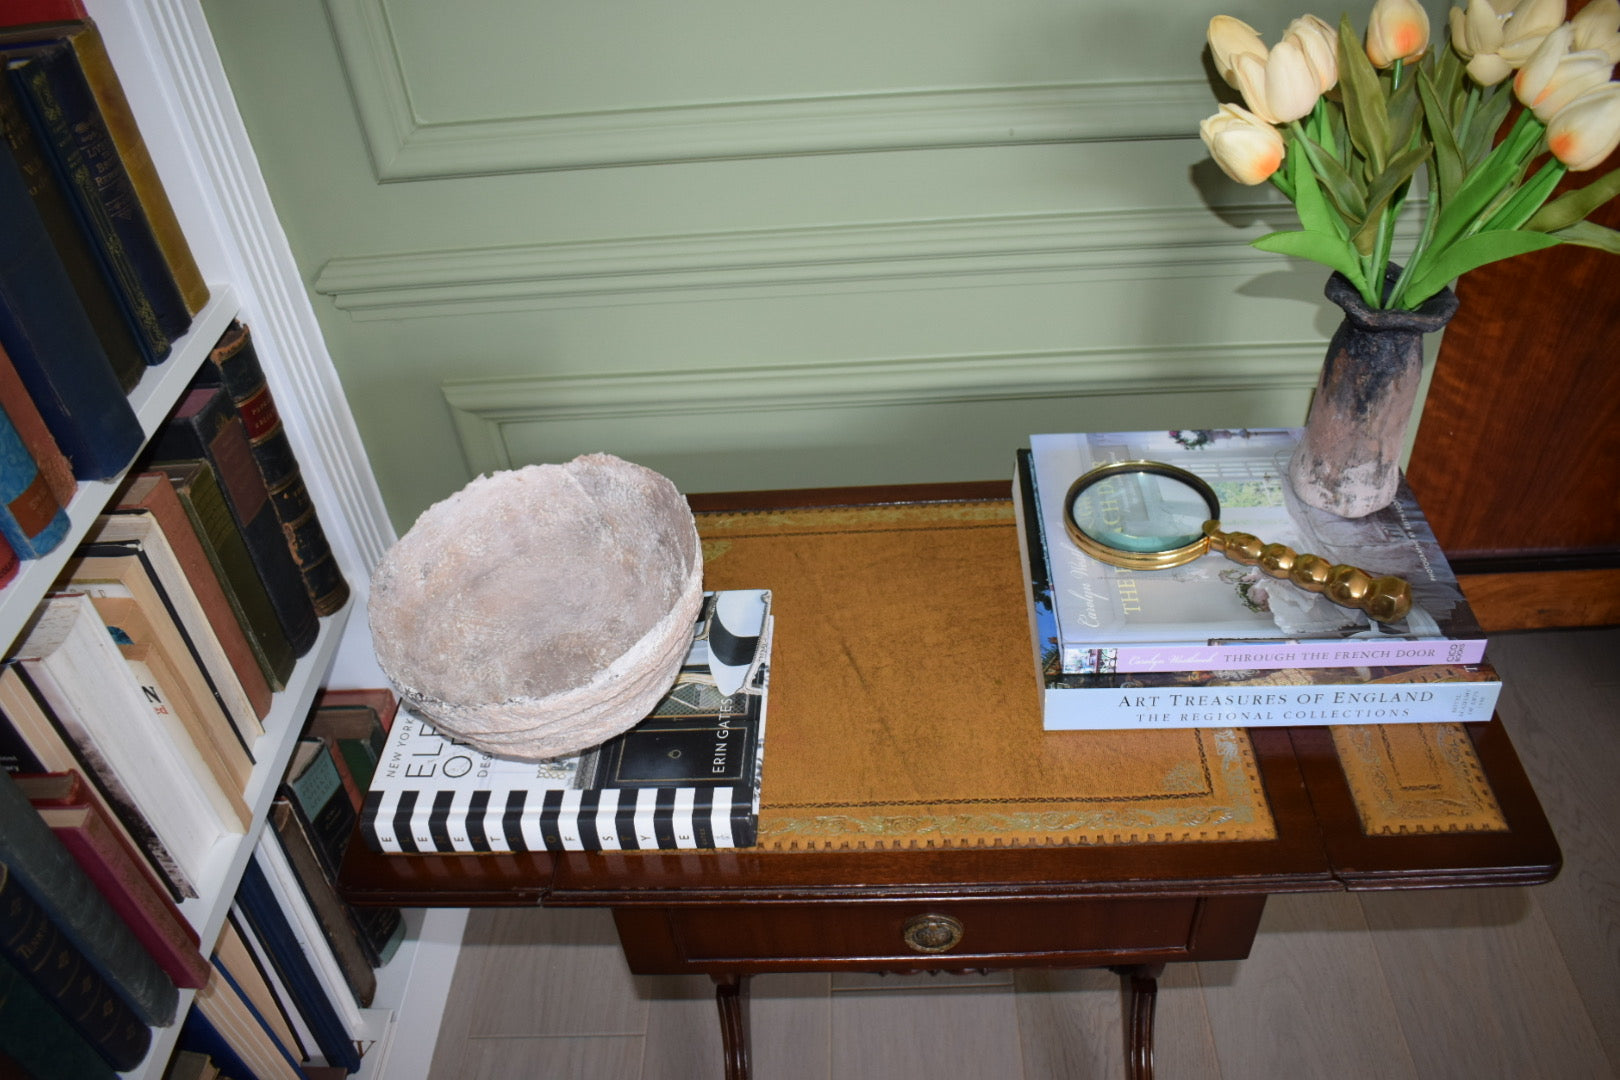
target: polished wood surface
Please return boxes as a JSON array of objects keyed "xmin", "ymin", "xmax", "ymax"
[
  {"xmin": 339, "ymin": 480, "xmax": 1561, "ymax": 1078},
  {"xmin": 1407, "ymin": 138, "xmax": 1620, "ymax": 630}
]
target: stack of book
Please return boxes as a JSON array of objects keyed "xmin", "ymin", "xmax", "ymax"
[
  {"xmin": 363, "ymin": 590, "xmax": 774, "ymax": 854},
  {"xmin": 1016, "ymin": 430, "xmax": 1502, "ymax": 730}
]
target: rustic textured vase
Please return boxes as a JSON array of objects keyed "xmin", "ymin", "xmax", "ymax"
[{"xmin": 1289, "ymin": 271, "xmax": 1459, "ymax": 518}]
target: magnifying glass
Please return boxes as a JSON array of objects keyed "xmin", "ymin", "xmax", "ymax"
[{"xmin": 1061, "ymin": 460, "xmax": 1412, "ymax": 623}]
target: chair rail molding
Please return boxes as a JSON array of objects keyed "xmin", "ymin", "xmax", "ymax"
[
  {"xmin": 442, "ymin": 342, "xmax": 1323, "ymax": 475},
  {"xmin": 313, "ymin": 206, "xmax": 1302, "ymax": 319},
  {"xmin": 323, "ymin": 0, "xmax": 1211, "ymax": 180}
]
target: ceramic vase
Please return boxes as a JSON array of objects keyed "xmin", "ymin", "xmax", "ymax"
[{"xmin": 1288, "ymin": 270, "xmax": 1459, "ymax": 518}]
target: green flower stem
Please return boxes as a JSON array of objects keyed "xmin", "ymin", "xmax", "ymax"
[{"xmin": 1389, "ymin": 184, "xmax": 1441, "ymax": 309}]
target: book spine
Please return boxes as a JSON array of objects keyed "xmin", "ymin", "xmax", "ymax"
[
  {"xmin": 1040, "ymin": 677, "xmax": 1503, "ymax": 731},
  {"xmin": 1098, "ymin": 637, "xmax": 1490, "ymax": 674},
  {"xmin": 148, "ymin": 389, "xmax": 318, "ymax": 658},
  {"xmin": 234, "ymin": 855, "xmax": 362, "ymax": 1072},
  {"xmin": 0, "ymin": 341, "xmax": 73, "ymax": 508},
  {"xmin": 64, "ymin": 25, "xmax": 210, "ymax": 317},
  {"xmin": 0, "ymin": 69, "xmax": 144, "ymax": 391},
  {"xmin": 0, "ymin": 951, "xmax": 119, "ymax": 1080},
  {"xmin": 114, "ymin": 473, "xmax": 275, "ymax": 718},
  {"xmin": 151, "ymin": 463, "xmax": 297, "ymax": 691},
  {"xmin": 0, "ymin": 859, "xmax": 152, "ymax": 1070},
  {"xmin": 206, "ymin": 322, "xmax": 349, "ymax": 616},
  {"xmin": 6, "ymin": 42, "xmax": 190, "ymax": 363},
  {"xmin": 0, "ymin": 104, "xmax": 141, "ymax": 480},
  {"xmin": 39, "ymin": 800, "xmax": 209, "ymax": 989},
  {"xmin": 267, "ymin": 800, "xmax": 377, "ymax": 1006},
  {"xmin": 361, "ymin": 783, "xmax": 754, "ymax": 854},
  {"xmin": 0, "ymin": 400, "xmax": 68, "ymax": 559},
  {"xmin": 0, "ymin": 770, "xmax": 178, "ymax": 1027}
]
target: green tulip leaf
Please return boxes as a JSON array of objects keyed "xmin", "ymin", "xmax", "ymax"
[
  {"xmin": 1295, "ymin": 130, "xmax": 1367, "ymax": 223},
  {"xmin": 1428, "ymin": 115, "xmax": 1542, "ymax": 252},
  {"xmin": 1290, "ymin": 151, "xmax": 1346, "ymax": 240},
  {"xmin": 1252, "ymin": 229, "xmax": 1367, "ymax": 290},
  {"xmin": 1461, "ymin": 86, "xmax": 1515, "ymax": 168},
  {"xmin": 1351, "ymin": 145, "xmax": 1430, "ymax": 253},
  {"xmin": 1550, "ymin": 220, "xmax": 1620, "ymax": 255},
  {"xmin": 1397, "ymin": 230, "xmax": 1562, "ymax": 306},
  {"xmin": 1526, "ymin": 169, "xmax": 1620, "ymax": 233},
  {"xmin": 1338, "ymin": 14, "xmax": 1390, "ymax": 173},
  {"xmin": 1485, "ymin": 159, "xmax": 1566, "ymax": 233},
  {"xmin": 1417, "ymin": 70, "xmax": 1463, "ymax": 207}
]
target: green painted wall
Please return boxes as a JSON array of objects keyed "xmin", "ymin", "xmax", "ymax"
[{"xmin": 203, "ymin": 0, "xmax": 1451, "ymax": 533}]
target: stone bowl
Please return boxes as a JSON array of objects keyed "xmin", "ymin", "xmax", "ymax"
[{"xmin": 367, "ymin": 453, "xmax": 703, "ymax": 761}]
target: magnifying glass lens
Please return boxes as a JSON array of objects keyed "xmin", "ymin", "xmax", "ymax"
[{"xmin": 1069, "ymin": 470, "xmax": 1212, "ymax": 553}]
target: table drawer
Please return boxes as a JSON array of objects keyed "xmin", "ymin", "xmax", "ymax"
[{"xmin": 639, "ymin": 896, "xmax": 1208, "ymax": 969}]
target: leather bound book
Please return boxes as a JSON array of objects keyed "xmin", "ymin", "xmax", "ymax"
[
  {"xmin": 0, "ymin": 399, "xmax": 69, "ymax": 559},
  {"xmin": 0, "ymin": 3, "xmax": 89, "ymax": 29},
  {"xmin": 0, "ymin": 859, "xmax": 151, "ymax": 1070},
  {"xmin": 0, "ymin": 768, "xmax": 178, "ymax": 1028},
  {"xmin": 0, "ymin": 535, "xmax": 15, "ymax": 588},
  {"xmin": 0, "ymin": 951, "xmax": 118, "ymax": 1080},
  {"xmin": 150, "ymin": 461, "xmax": 298, "ymax": 690},
  {"xmin": 204, "ymin": 322, "xmax": 349, "ymax": 616},
  {"xmin": 19, "ymin": 770, "xmax": 210, "ymax": 989},
  {"xmin": 0, "ymin": 105, "xmax": 141, "ymax": 480},
  {"xmin": 148, "ymin": 386, "xmax": 318, "ymax": 658},
  {"xmin": 4, "ymin": 40, "xmax": 191, "ymax": 365},
  {"xmin": 52, "ymin": 22, "xmax": 210, "ymax": 316},
  {"xmin": 0, "ymin": 340, "xmax": 73, "ymax": 507},
  {"xmin": 0, "ymin": 64, "xmax": 144, "ymax": 390},
  {"xmin": 268, "ymin": 797, "xmax": 378, "ymax": 1005}
]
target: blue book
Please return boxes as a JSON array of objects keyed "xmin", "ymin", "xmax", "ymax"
[
  {"xmin": 235, "ymin": 854, "xmax": 361, "ymax": 1073},
  {"xmin": 0, "ymin": 401, "xmax": 70, "ymax": 559},
  {"xmin": 4, "ymin": 40, "xmax": 191, "ymax": 365},
  {"xmin": 0, "ymin": 118, "xmax": 142, "ymax": 481},
  {"xmin": 0, "ymin": 951, "xmax": 119, "ymax": 1080}
]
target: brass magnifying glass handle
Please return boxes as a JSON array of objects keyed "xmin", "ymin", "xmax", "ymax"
[{"xmin": 1202, "ymin": 521, "xmax": 1412, "ymax": 623}]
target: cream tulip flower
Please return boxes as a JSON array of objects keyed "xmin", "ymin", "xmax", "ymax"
[
  {"xmin": 1497, "ymin": 0, "xmax": 1568, "ymax": 67},
  {"xmin": 1571, "ymin": 0, "xmax": 1620, "ymax": 64},
  {"xmin": 1231, "ymin": 37, "xmax": 1323, "ymax": 124},
  {"xmin": 1200, "ymin": 103, "xmax": 1287, "ymax": 185},
  {"xmin": 1285, "ymin": 14, "xmax": 1341, "ymax": 92},
  {"xmin": 1515, "ymin": 26, "xmax": 1615, "ymax": 121},
  {"xmin": 1546, "ymin": 82, "xmax": 1620, "ymax": 169},
  {"xmin": 1450, "ymin": 0, "xmax": 1514, "ymax": 85},
  {"xmin": 1209, "ymin": 15, "xmax": 1268, "ymax": 86},
  {"xmin": 1366, "ymin": 0, "xmax": 1430, "ymax": 67}
]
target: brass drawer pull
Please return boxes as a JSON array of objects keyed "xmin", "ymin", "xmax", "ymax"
[{"xmin": 902, "ymin": 913, "xmax": 964, "ymax": 954}]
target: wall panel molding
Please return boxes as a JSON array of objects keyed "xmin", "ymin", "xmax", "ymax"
[
  {"xmin": 324, "ymin": 0, "xmax": 1210, "ymax": 179},
  {"xmin": 315, "ymin": 206, "xmax": 1290, "ymax": 318},
  {"xmin": 442, "ymin": 342, "xmax": 1321, "ymax": 474}
]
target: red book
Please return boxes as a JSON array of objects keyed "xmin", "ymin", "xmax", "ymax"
[
  {"xmin": 0, "ymin": 533, "xmax": 16, "ymax": 588},
  {"xmin": 15, "ymin": 771, "xmax": 210, "ymax": 989},
  {"xmin": 0, "ymin": 340, "xmax": 73, "ymax": 507},
  {"xmin": 0, "ymin": 1, "xmax": 87, "ymax": 28}
]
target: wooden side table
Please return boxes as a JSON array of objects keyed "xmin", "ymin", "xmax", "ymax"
[{"xmin": 341, "ymin": 482, "xmax": 1559, "ymax": 1079}]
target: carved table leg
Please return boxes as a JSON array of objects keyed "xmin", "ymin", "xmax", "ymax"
[
  {"xmin": 712, "ymin": 973, "xmax": 752, "ymax": 1080},
  {"xmin": 1110, "ymin": 963, "xmax": 1166, "ymax": 1080}
]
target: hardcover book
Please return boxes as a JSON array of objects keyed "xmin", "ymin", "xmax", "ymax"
[
  {"xmin": 4, "ymin": 38, "xmax": 191, "ymax": 364},
  {"xmin": 19, "ymin": 769, "xmax": 209, "ymax": 989},
  {"xmin": 0, "ymin": 340, "xmax": 73, "ymax": 507},
  {"xmin": 363, "ymin": 589, "xmax": 773, "ymax": 854},
  {"xmin": 0, "ymin": 950, "xmax": 118, "ymax": 1080},
  {"xmin": 147, "ymin": 385, "xmax": 319, "ymax": 658},
  {"xmin": 147, "ymin": 461, "xmax": 298, "ymax": 691},
  {"xmin": 202, "ymin": 321, "xmax": 349, "ymax": 617},
  {"xmin": 1014, "ymin": 450, "xmax": 1502, "ymax": 731},
  {"xmin": 0, "ymin": 399, "xmax": 68, "ymax": 559},
  {"xmin": 1026, "ymin": 430, "xmax": 1489, "ymax": 675},
  {"xmin": 0, "ymin": 767, "xmax": 178, "ymax": 1028},
  {"xmin": 0, "ymin": 95, "xmax": 142, "ymax": 480}
]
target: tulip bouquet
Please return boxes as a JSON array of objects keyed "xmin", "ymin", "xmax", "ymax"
[{"xmin": 1200, "ymin": 0, "xmax": 1620, "ymax": 311}]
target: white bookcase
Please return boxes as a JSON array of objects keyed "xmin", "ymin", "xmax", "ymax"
[{"xmin": 0, "ymin": 1, "xmax": 466, "ymax": 1076}]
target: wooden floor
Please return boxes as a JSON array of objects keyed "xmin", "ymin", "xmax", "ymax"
[{"xmin": 424, "ymin": 627, "xmax": 1620, "ymax": 1080}]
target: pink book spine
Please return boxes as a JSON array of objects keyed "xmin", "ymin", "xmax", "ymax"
[
  {"xmin": 1103, "ymin": 637, "xmax": 1489, "ymax": 673},
  {"xmin": 47, "ymin": 806, "xmax": 211, "ymax": 989}
]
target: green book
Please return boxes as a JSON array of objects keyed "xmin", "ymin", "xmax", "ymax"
[{"xmin": 151, "ymin": 460, "xmax": 296, "ymax": 691}]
